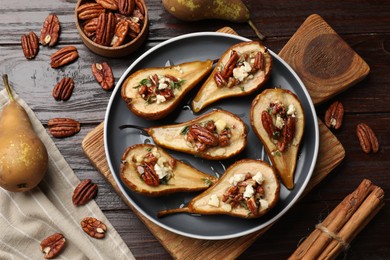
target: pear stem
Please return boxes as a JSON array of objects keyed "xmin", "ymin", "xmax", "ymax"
[
  {"xmin": 2, "ymin": 74, "xmax": 14, "ymax": 102},
  {"xmin": 248, "ymin": 19, "xmax": 266, "ymax": 41}
]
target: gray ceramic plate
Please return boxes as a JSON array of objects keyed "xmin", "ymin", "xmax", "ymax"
[{"xmin": 104, "ymin": 32, "xmax": 319, "ymax": 240}]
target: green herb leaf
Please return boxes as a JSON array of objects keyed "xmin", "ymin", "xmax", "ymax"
[
  {"xmin": 201, "ymin": 178, "xmax": 213, "ymax": 187},
  {"xmin": 180, "ymin": 126, "xmax": 189, "ymax": 135}
]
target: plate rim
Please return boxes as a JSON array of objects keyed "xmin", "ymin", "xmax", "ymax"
[{"xmin": 104, "ymin": 32, "xmax": 319, "ymax": 240}]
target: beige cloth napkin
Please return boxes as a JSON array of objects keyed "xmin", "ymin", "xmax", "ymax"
[{"xmin": 0, "ymin": 89, "xmax": 135, "ymax": 260}]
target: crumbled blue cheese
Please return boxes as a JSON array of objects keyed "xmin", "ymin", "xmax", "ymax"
[
  {"xmin": 229, "ymin": 173, "xmax": 246, "ymax": 186},
  {"xmin": 221, "ymin": 203, "xmax": 232, "ymax": 212},
  {"xmin": 156, "ymin": 94, "xmax": 166, "ymax": 104},
  {"xmin": 252, "ymin": 172, "xmax": 264, "ymax": 185},
  {"xmin": 174, "ymin": 66, "xmax": 184, "ymax": 74},
  {"xmin": 154, "ymin": 163, "xmax": 168, "ymax": 180},
  {"xmin": 243, "ymin": 184, "xmax": 255, "ymax": 198},
  {"xmin": 275, "ymin": 114, "xmax": 284, "ymax": 129},
  {"xmin": 259, "ymin": 199, "xmax": 269, "ymax": 209},
  {"xmin": 214, "ymin": 119, "xmax": 227, "ymax": 134},
  {"xmin": 208, "ymin": 194, "xmax": 220, "ymax": 207},
  {"xmin": 233, "ymin": 61, "xmax": 252, "ymax": 82},
  {"xmin": 287, "ymin": 104, "xmax": 296, "ymax": 117}
]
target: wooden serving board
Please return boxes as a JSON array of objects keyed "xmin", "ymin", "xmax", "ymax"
[{"xmin": 82, "ymin": 14, "xmax": 368, "ymax": 259}]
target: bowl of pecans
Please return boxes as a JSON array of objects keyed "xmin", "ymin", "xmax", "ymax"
[{"xmin": 75, "ymin": 0, "xmax": 149, "ymax": 58}]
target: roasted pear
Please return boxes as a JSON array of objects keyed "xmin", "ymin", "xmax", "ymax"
[
  {"xmin": 121, "ymin": 60, "xmax": 213, "ymax": 120},
  {"xmin": 250, "ymin": 88, "xmax": 305, "ymax": 189},
  {"xmin": 120, "ymin": 144, "xmax": 217, "ymax": 196},
  {"xmin": 146, "ymin": 109, "xmax": 247, "ymax": 160},
  {"xmin": 158, "ymin": 159, "xmax": 280, "ymax": 219},
  {"xmin": 191, "ymin": 41, "xmax": 272, "ymax": 113},
  {"xmin": 0, "ymin": 75, "xmax": 48, "ymax": 192}
]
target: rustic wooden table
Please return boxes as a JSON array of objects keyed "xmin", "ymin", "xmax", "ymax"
[{"xmin": 1, "ymin": 0, "xmax": 389, "ymax": 259}]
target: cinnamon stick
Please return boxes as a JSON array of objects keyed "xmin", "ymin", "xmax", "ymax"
[
  {"xmin": 318, "ymin": 186, "xmax": 384, "ymax": 259},
  {"xmin": 289, "ymin": 179, "xmax": 384, "ymax": 260}
]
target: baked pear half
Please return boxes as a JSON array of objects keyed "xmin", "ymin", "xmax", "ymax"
[
  {"xmin": 158, "ymin": 159, "xmax": 280, "ymax": 219},
  {"xmin": 120, "ymin": 144, "xmax": 217, "ymax": 196},
  {"xmin": 250, "ymin": 88, "xmax": 305, "ymax": 189},
  {"xmin": 121, "ymin": 60, "xmax": 213, "ymax": 120},
  {"xmin": 146, "ymin": 109, "xmax": 247, "ymax": 160},
  {"xmin": 191, "ymin": 41, "xmax": 272, "ymax": 113}
]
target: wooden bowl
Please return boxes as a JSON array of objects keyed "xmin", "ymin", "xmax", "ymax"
[{"xmin": 75, "ymin": 0, "xmax": 149, "ymax": 58}]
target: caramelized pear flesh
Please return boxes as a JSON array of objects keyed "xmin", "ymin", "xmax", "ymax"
[
  {"xmin": 250, "ymin": 88, "xmax": 305, "ymax": 189},
  {"xmin": 191, "ymin": 41, "xmax": 272, "ymax": 113},
  {"xmin": 0, "ymin": 75, "xmax": 48, "ymax": 192},
  {"xmin": 121, "ymin": 60, "xmax": 213, "ymax": 120},
  {"xmin": 120, "ymin": 144, "xmax": 217, "ymax": 196},
  {"xmin": 146, "ymin": 109, "xmax": 247, "ymax": 160},
  {"xmin": 158, "ymin": 159, "xmax": 280, "ymax": 219}
]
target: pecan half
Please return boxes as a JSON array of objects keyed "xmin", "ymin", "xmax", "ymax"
[
  {"xmin": 246, "ymin": 197, "xmax": 259, "ymax": 215},
  {"xmin": 21, "ymin": 31, "xmax": 39, "ymax": 59},
  {"xmin": 48, "ymin": 118, "xmax": 81, "ymax": 138},
  {"xmin": 40, "ymin": 14, "xmax": 60, "ymax": 47},
  {"xmin": 253, "ymin": 51, "xmax": 264, "ymax": 71},
  {"xmin": 118, "ymin": 0, "xmax": 135, "ymax": 15},
  {"xmin": 221, "ymin": 50, "xmax": 239, "ymax": 79},
  {"xmin": 189, "ymin": 124, "xmax": 219, "ymax": 146},
  {"xmin": 77, "ymin": 3, "xmax": 105, "ymax": 20},
  {"xmin": 92, "ymin": 62, "xmax": 115, "ymax": 90},
  {"xmin": 82, "ymin": 18, "xmax": 98, "ymax": 38},
  {"xmin": 50, "ymin": 46, "xmax": 78, "ymax": 68},
  {"xmin": 111, "ymin": 20, "xmax": 128, "ymax": 47},
  {"xmin": 137, "ymin": 164, "xmax": 159, "ymax": 186},
  {"xmin": 40, "ymin": 233, "xmax": 66, "ymax": 259},
  {"xmin": 325, "ymin": 101, "xmax": 344, "ymax": 129},
  {"xmin": 72, "ymin": 179, "xmax": 98, "ymax": 206},
  {"xmin": 135, "ymin": 0, "xmax": 145, "ymax": 15},
  {"xmin": 95, "ymin": 12, "xmax": 116, "ymax": 46},
  {"xmin": 52, "ymin": 77, "xmax": 74, "ymax": 101},
  {"xmin": 96, "ymin": 0, "xmax": 118, "ymax": 10},
  {"xmin": 261, "ymin": 111, "xmax": 275, "ymax": 138},
  {"xmin": 284, "ymin": 116, "xmax": 296, "ymax": 144},
  {"xmin": 356, "ymin": 123, "xmax": 379, "ymax": 153},
  {"xmin": 81, "ymin": 217, "xmax": 107, "ymax": 239}
]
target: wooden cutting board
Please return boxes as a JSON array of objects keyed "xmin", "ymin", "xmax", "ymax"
[{"xmin": 82, "ymin": 14, "xmax": 369, "ymax": 259}]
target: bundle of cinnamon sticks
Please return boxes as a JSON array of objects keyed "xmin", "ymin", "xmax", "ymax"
[{"xmin": 289, "ymin": 179, "xmax": 384, "ymax": 259}]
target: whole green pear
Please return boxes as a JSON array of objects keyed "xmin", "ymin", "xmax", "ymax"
[
  {"xmin": 0, "ymin": 75, "xmax": 48, "ymax": 192},
  {"xmin": 162, "ymin": 0, "xmax": 265, "ymax": 40}
]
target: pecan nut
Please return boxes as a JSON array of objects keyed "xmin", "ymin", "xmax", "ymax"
[
  {"xmin": 81, "ymin": 217, "xmax": 107, "ymax": 239},
  {"xmin": 72, "ymin": 179, "xmax": 98, "ymax": 206},
  {"xmin": 135, "ymin": 0, "xmax": 145, "ymax": 15},
  {"xmin": 40, "ymin": 233, "xmax": 66, "ymax": 259},
  {"xmin": 137, "ymin": 164, "xmax": 159, "ymax": 186},
  {"xmin": 52, "ymin": 77, "xmax": 74, "ymax": 101},
  {"xmin": 92, "ymin": 62, "xmax": 115, "ymax": 90},
  {"xmin": 118, "ymin": 0, "xmax": 135, "ymax": 15},
  {"xmin": 82, "ymin": 18, "xmax": 98, "ymax": 38},
  {"xmin": 221, "ymin": 50, "xmax": 239, "ymax": 79},
  {"xmin": 21, "ymin": 31, "xmax": 39, "ymax": 59},
  {"xmin": 77, "ymin": 3, "xmax": 105, "ymax": 20},
  {"xmin": 189, "ymin": 124, "xmax": 219, "ymax": 146},
  {"xmin": 40, "ymin": 14, "xmax": 60, "ymax": 47},
  {"xmin": 325, "ymin": 101, "xmax": 344, "ymax": 129},
  {"xmin": 111, "ymin": 19, "xmax": 128, "ymax": 47},
  {"xmin": 48, "ymin": 118, "xmax": 81, "ymax": 138},
  {"xmin": 356, "ymin": 123, "xmax": 379, "ymax": 153},
  {"xmin": 50, "ymin": 46, "xmax": 78, "ymax": 68},
  {"xmin": 96, "ymin": 0, "xmax": 118, "ymax": 10},
  {"xmin": 261, "ymin": 111, "xmax": 275, "ymax": 138},
  {"xmin": 95, "ymin": 12, "xmax": 116, "ymax": 46}
]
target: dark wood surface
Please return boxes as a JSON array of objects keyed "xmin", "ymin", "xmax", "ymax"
[{"xmin": 1, "ymin": 0, "xmax": 389, "ymax": 259}]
